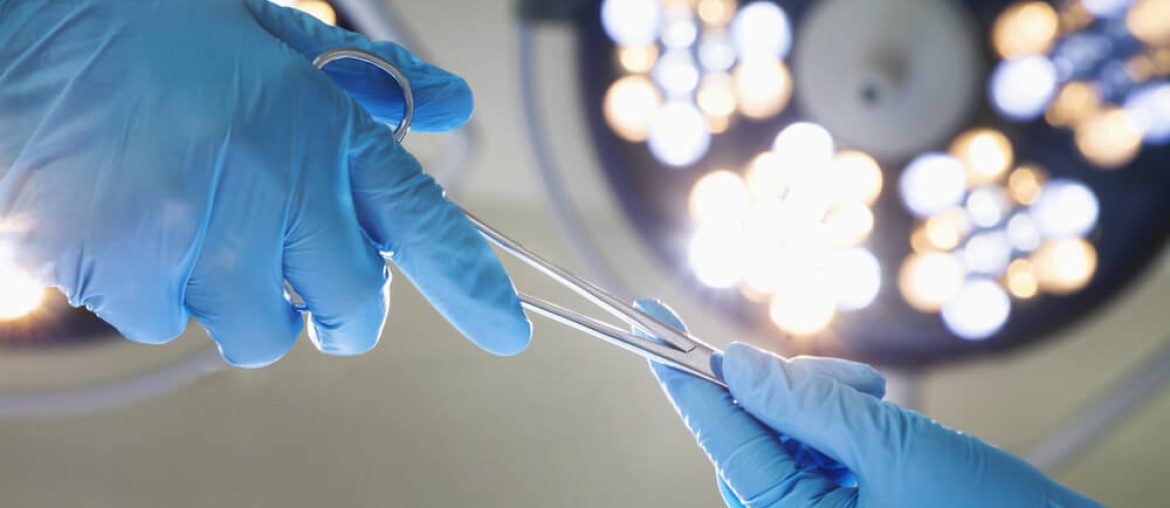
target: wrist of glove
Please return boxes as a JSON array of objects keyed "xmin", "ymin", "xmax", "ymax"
[{"xmin": 633, "ymin": 298, "xmax": 1103, "ymax": 508}]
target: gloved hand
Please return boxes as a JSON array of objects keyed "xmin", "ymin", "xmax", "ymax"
[
  {"xmin": 633, "ymin": 298, "xmax": 1103, "ymax": 508},
  {"xmin": 0, "ymin": 0, "xmax": 530, "ymax": 366}
]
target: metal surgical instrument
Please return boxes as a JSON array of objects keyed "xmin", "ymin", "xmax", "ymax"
[{"xmin": 313, "ymin": 48, "xmax": 726, "ymax": 386}]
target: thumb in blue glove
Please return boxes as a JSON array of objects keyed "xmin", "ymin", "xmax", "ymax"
[{"xmin": 634, "ymin": 298, "xmax": 1102, "ymax": 508}]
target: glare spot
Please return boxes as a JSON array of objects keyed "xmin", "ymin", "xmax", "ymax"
[
  {"xmin": 689, "ymin": 170, "xmax": 751, "ymax": 225},
  {"xmin": 601, "ymin": 0, "xmax": 661, "ymax": 47},
  {"xmin": 0, "ymin": 264, "xmax": 44, "ymax": 321},
  {"xmin": 733, "ymin": 59, "xmax": 793, "ymax": 119},
  {"xmin": 604, "ymin": 75, "xmax": 662, "ymax": 142},
  {"xmin": 1032, "ymin": 238, "xmax": 1098, "ymax": 294},
  {"xmin": 829, "ymin": 248, "xmax": 882, "ymax": 310},
  {"xmin": 731, "ymin": 1, "xmax": 793, "ymax": 61},
  {"xmin": 899, "ymin": 153, "xmax": 968, "ymax": 217},
  {"xmin": 649, "ymin": 101, "xmax": 711, "ymax": 166},
  {"xmin": 1030, "ymin": 179, "xmax": 1100, "ymax": 238},
  {"xmin": 689, "ymin": 226, "xmax": 747, "ymax": 288},
  {"xmin": 899, "ymin": 252, "xmax": 965, "ymax": 312},
  {"xmin": 942, "ymin": 278, "xmax": 1011, "ymax": 340},
  {"xmin": 990, "ymin": 56, "xmax": 1058, "ymax": 121}
]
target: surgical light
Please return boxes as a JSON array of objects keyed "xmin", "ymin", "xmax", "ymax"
[
  {"xmin": 829, "ymin": 248, "xmax": 882, "ymax": 311},
  {"xmin": 648, "ymin": 101, "xmax": 710, "ymax": 167},
  {"xmin": 965, "ymin": 186, "xmax": 1011, "ymax": 228},
  {"xmin": 950, "ymin": 128, "xmax": 1014, "ymax": 186},
  {"xmin": 730, "ymin": 1, "xmax": 792, "ymax": 61},
  {"xmin": 899, "ymin": 153, "xmax": 968, "ymax": 217},
  {"xmin": 769, "ymin": 282, "xmax": 836, "ymax": 336},
  {"xmin": 617, "ymin": 45, "xmax": 659, "ymax": 73},
  {"xmin": 991, "ymin": 1, "xmax": 1060, "ymax": 59},
  {"xmin": 0, "ymin": 264, "xmax": 44, "ymax": 321},
  {"xmin": 1007, "ymin": 165, "xmax": 1046, "ymax": 205},
  {"xmin": 603, "ymin": 75, "xmax": 662, "ymax": 142},
  {"xmin": 899, "ymin": 252, "xmax": 965, "ymax": 312},
  {"xmin": 733, "ymin": 59, "xmax": 792, "ymax": 120},
  {"xmin": 1046, "ymin": 82, "xmax": 1102, "ymax": 128},
  {"xmin": 1006, "ymin": 259, "xmax": 1040, "ymax": 299},
  {"xmin": 698, "ymin": 31, "xmax": 737, "ymax": 71},
  {"xmin": 925, "ymin": 208, "xmax": 972, "ymax": 252},
  {"xmin": 1031, "ymin": 179, "xmax": 1101, "ymax": 239},
  {"xmin": 963, "ymin": 231, "xmax": 1013, "ymax": 276},
  {"xmin": 1127, "ymin": 0, "xmax": 1170, "ymax": 46},
  {"xmin": 601, "ymin": 0, "xmax": 661, "ymax": 47},
  {"xmin": 294, "ymin": 0, "xmax": 337, "ymax": 26},
  {"xmin": 571, "ymin": 0, "xmax": 1170, "ymax": 364},
  {"xmin": 688, "ymin": 226, "xmax": 746, "ymax": 289},
  {"xmin": 1124, "ymin": 83, "xmax": 1170, "ymax": 144},
  {"xmin": 1074, "ymin": 108, "xmax": 1143, "ymax": 168},
  {"xmin": 1007, "ymin": 212, "xmax": 1042, "ymax": 252},
  {"xmin": 830, "ymin": 151, "xmax": 883, "ymax": 206},
  {"xmin": 652, "ymin": 49, "xmax": 700, "ymax": 96},
  {"xmin": 1033, "ymin": 238, "xmax": 1099, "ymax": 294},
  {"xmin": 696, "ymin": 73, "xmax": 738, "ymax": 127},
  {"xmin": 1081, "ymin": 0, "xmax": 1136, "ymax": 17},
  {"xmin": 697, "ymin": 0, "xmax": 737, "ymax": 27},
  {"xmin": 689, "ymin": 170, "xmax": 750, "ymax": 224},
  {"xmin": 990, "ymin": 55, "xmax": 1059, "ymax": 121},
  {"xmin": 941, "ymin": 278, "xmax": 1011, "ymax": 341},
  {"xmin": 772, "ymin": 122, "xmax": 834, "ymax": 170}
]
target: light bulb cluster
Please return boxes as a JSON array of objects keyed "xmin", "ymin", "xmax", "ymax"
[
  {"xmin": 989, "ymin": 0, "xmax": 1170, "ymax": 168},
  {"xmin": 687, "ymin": 122, "xmax": 884, "ymax": 336},
  {"xmin": 601, "ymin": 0, "xmax": 794, "ymax": 166},
  {"xmin": 898, "ymin": 127, "xmax": 1100, "ymax": 340}
]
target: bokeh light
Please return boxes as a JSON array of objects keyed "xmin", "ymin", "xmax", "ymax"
[
  {"xmin": 604, "ymin": 75, "xmax": 662, "ymax": 142},
  {"xmin": 1046, "ymin": 82, "xmax": 1102, "ymax": 128},
  {"xmin": 601, "ymin": 0, "xmax": 661, "ymax": 47},
  {"xmin": 730, "ymin": 1, "xmax": 792, "ymax": 61},
  {"xmin": 734, "ymin": 59, "xmax": 793, "ymax": 120},
  {"xmin": 899, "ymin": 153, "xmax": 968, "ymax": 217},
  {"xmin": 950, "ymin": 128, "xmax": 1014, "ymax": 186},
  {"xmin": 1032, "ymin": 238, "xmax": 1098, "ymax": 294},
  {"xmin": 0, "ymin": 264, "xmax": 44, "ymax": 321},
  {"xmin": 648, "ymin": 101, "xmax": 711, "ymax": 166},
  {"xmin": 1074, "ymin": 107, "xmax": 1143, "ymax": 169},
  {"xmin": 1127, "ymin": 0, "xmax": 1170, "ymax": 47},
  {"xmin": 941, "ymin": 279, "xmax": 1011, "ymax": 340},
  {"xmin": 899, "ymin": 252, "xmax": 965, "ymax": 312},
  {"xmin": 990, "ymin": 55, "xmax": 1059, "ymax": 121},
  {"xmin": 689, "ymin": 170, "xmax": 750, "ymax": 224},
  {"xmin": 992, "ymin": 1, "xmax": 1059, "ymax": 59}
]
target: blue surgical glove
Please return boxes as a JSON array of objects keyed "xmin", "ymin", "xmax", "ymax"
[
  {"xmin": 0, "ymin": 0, "xmax": 530, "ymax": 366},
  {"xmin": 633, "ymin": 299, "xmax": 1103, "ymax": 508}
]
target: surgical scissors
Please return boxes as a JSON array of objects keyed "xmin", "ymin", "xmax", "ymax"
[{"xmin": 313, "ymin": 48, "xmax": 725, "ymax": 386}]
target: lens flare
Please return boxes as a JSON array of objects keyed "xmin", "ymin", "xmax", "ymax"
[{"xmin": 0, "ymin": 264, "xmax": 44, "ymax": 321}]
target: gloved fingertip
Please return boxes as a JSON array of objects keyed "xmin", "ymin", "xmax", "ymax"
[
  {"xmin": 469, "ymin": 301, "xmax": 532, "ymax": 357},
  {"xmin": 216, "ymin": 339, "xmax": 295, "ymax": 369},
  {"xmin": 633, "ymin": 298, "xmax": 687, "ymax": 333},
  {"xmin": 414, "ymin": 74, "xmax": 474, "ymax": 132},
  {"xmin": 308, "ymin": 322, "xmax": 380, "ymax": 356},
  {"xmin": 723, "ymin": 342, "xmax": 790, "ymax": 397}
]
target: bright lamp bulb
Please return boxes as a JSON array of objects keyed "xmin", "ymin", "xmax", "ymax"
[{"xmin": 0, "ymin": 264, "xmax": 44, "ymax": 320}]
